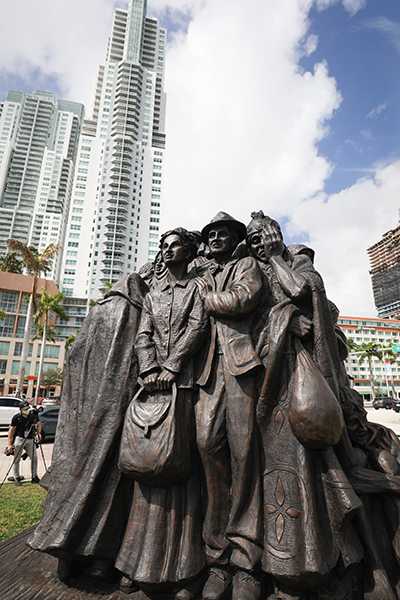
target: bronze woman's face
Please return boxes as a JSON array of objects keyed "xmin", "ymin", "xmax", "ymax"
[
  {"xmin": 161, "ymin": 234, "xmax": 188, "ymax": 267},
  {"xmin": 249, "ymin": 227, "xmax": 284, "ymax": 263}
]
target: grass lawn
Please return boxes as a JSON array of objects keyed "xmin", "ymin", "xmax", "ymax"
[{"xmin": 0, "ymin": 483, "xmax": 47, "ymax": 543}]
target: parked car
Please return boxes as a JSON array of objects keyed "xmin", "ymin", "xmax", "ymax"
[
  {"xmin": 392, "ymin": 400, "xmax": 400, "ymax": 413},
  {"xmin": 41, "ymin": 396, "xmax": 61, "ymax": 407},
  {"xmin": 39, "ymin": 406, "xmax": 60, "ymax": 441},
  {"xmin": 373, "ymin": 396, "xmax": 396, "ymax": 410},
  {"xmin": 0, "ymin": 396, "xmax": 23, "ymax": 427}
]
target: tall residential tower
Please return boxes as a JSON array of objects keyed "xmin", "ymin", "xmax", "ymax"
[
  {"xmin": 60, "ymin": 0, "xmax": 166, "ymax": 299},
  {"xmin": 0, "ymin": 91, "xmax": 84, "ymax": 281}
]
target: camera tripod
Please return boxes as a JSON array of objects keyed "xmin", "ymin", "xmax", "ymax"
[{"xmin": 0, "ymin": 423, "xmax": 49, "ymax": 493}]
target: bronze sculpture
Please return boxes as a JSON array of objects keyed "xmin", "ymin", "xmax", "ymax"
[
  {"xmin": 21, "ymin": 211, "xmax": 400, "ymax": 600},
  {"xmin": 115, "ymin": 228, "xmax": 208, "ymax": 597},
  {"xmin": 246, "ymin": 212, "xmax": 363, "ymax": 598},
  {"xmin": 27, "ymin": 273, "xmax": 148, "ymax": 582},
  {"xmin": 195, "ymin": 213, "xmax": 264, "ymax": 600}
]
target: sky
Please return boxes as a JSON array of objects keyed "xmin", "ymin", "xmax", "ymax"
[{"xmin": 0, "ymin": 0, "xmax": 399, "ymax": 317}]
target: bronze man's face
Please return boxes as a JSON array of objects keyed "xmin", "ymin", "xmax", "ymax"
[
  {"xmin": 161, "ymin": 234, "xmax": 188, "ymax": 267},
  {"xmin": 207, "ymin": 225, "xmax": 238, "ymax": 261}
]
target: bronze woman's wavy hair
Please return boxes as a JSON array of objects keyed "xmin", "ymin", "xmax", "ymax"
[{"xmin": 159, "ymin": 228, "xmax": 200, "ymax": 262}]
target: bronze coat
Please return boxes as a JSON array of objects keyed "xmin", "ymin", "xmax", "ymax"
[{"xmin": 197, "ymin": 255, "xmax": 263, "ymax": 386}]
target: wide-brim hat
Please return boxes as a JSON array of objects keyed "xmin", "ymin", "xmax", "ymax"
[{"xmin": 201, "ymin": 212, "xmax": 247, "ymax": 244}]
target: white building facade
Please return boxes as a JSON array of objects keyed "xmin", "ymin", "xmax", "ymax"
[
  {"xmin": 339, "ymin": 315, "xmax": 400, "ymax": 399},
  {"xmin": 61, "ymin": 1, "xmax": 166, "ymax": 299},
  {"xmin": 0, "ymin": 90, "xmax": 84, "ymax": 282}
]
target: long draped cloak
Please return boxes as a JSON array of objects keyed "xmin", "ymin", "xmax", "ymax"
[
  {"xmin": 256, "ymin": 255, "xmax": 363, "ymax": 590},
  {"xmin": 28, "ymin": 274, "xmax": 147, "ymax": 562}
]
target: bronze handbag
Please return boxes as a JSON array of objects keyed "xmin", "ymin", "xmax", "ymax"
[
  {"xmin": 288, "ymin": 340, "xmax": 344, "ymax": 449},
  {"xmin": 118, "ymin": 383, "xmax": 191, "ymax": 487}
]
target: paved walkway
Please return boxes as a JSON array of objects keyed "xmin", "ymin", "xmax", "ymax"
[{"xmin": 364, "ymin": 401, "xmax": 400, "ymax": 436}]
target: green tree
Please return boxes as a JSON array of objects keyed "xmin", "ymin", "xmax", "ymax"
[
  {"xmin": 6, "ymin": 240, "xmax": 61, "ymax": 397},
  {"xmin": 65, "ymin": 328, "xmax": 81, "ymax": 352},
  {"xmin": 0, "ymin": 251, "xmax": 23, "ymax": 274},
  {"xmin": 33, "ymin": 288, "xmax": 69, "ymax": 404},
  {"xmin": 355, "ymin": 342, "xmax": 383, "ymax": 401},
  {"xmin": 31, "ymin": 323, "xmax": 58, "ymax": 343},
  {"xmin": 346, "ymin": 338, "xmax": 359, "ymax": 353},
  {"xmin": 40, "ymin": 367, "xmax": 65, "ymax": 395},
  {"xmin": 380, "ymin": 343, "xmax": 399, "ymax": 398},
  {"xmin": 89, "ymin": 280, "xmax": 113, "ymax": 308}
]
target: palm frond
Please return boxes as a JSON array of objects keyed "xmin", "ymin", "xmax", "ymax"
[{"xmin": 6, "ymin": 239, "xmax": 37, "ymax": 272}]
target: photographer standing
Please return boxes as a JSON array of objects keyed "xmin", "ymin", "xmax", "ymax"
[{"xmin": 7, "ymin": 400, "xmax": 42, "ymax": 486}]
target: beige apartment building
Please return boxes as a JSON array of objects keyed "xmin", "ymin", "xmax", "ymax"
[{"xmin": 0, "ymin": 272, "xmax": 66, "ymax": 397}]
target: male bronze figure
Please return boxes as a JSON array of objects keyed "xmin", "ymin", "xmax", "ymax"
[{"xmin": 195, "ymin": 212, "xmax": 264, "ymax": 600}]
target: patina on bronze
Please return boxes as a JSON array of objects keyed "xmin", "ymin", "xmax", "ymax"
[{"xmin": 5, "ymin": 212, "xmax": 398, "ymax": 600}]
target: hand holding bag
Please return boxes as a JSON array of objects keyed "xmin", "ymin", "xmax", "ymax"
[
  {"xmin": 118, "ymin": 383, "xmax": 191, "ymax": 487},
  {"xmin": 288, "ymin": 339, "xmax": 344, "ymax": 449}
]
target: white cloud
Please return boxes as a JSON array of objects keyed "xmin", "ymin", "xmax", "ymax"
[
  {"xmin": 287, "ymin": 160, "xmax": 400, "ymax": 317},
  {"xmin": 302, "ymin": 34, "xmax": 319, "ymax": 57},
  {"xmin": 0, "ymin": 0, "xmax": 127, "ymax": 107},
  {"xmin": 364, "ymin": 17, "xmax": 400, "ymax": 54},
  {"xmin": 162, "ymin": 0, "xmax": 341, "ymax": 231},
  {"xmin": 366, "ymin": 102, "xmax": 388, "ymax": 119},
  {"xmin": 315, "ymin": 0, "xmax": 338, "ymax": 11},
  {"xmin": 315, "ymin": 0, "xmax": 366, "ymax": 17},
  {"xmin": 341, "ymin": 0, "xmax": 367, "ymax": 18},
  {"xmin": 0, "ymin": 0, "xmax": 397, "ymax": 320}
]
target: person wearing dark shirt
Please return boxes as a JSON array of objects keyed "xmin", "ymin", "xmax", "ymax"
[{"xmin": 7, "ymin": 400, "xmax": 42, "ymax": 486}]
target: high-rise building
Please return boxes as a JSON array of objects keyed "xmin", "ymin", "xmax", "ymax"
[
  {"xmin": 0, "ymin": 90, "xmax": 84, "ymax": 281},
  {"xmin": 367, "ymin": 216, "xmax": 400, "ymax": 319},
  {"xmin": 61, "ymin": 1, "xmax": 166, "ymax": 299}
]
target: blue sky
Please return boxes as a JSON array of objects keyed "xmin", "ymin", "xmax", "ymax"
[
  {"xmin": 301, "ymin": 1, "xmax": 400, "ymax": 196},
  {"xmin": 0, "ymin": 0, "xmax": 399, "ymax": 316}
]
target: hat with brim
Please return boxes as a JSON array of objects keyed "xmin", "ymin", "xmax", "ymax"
[{"xmin": 201, "ymin": 212, "xmax": 247, "ymax": 244}]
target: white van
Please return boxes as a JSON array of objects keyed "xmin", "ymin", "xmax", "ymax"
[{"xmin": 0, "ymin": 397, "xmax": 22, "ymax": 427}]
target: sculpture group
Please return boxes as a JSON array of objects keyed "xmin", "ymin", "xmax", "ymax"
[{"xmin": 28, "ymin": 211, "xmax": 400, "ymax": 600}]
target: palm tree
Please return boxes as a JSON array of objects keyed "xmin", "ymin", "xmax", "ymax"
[
  {"xmin": 65, "ymin": 328, "xmax": 81, "ymax": 352},
  {"xmin": 356, "ymin": 342, "xmax": 383, "ymax": 401},
  {"xmin": 32, "ymin": 323, "xmax": 58, "ymax": 343},
  {"xmin": 346, "ymin": 338, "xmax": 359, "ymax": 354},
  {"xmin": 380, "ymin": 343, "xmax": 398, "ymax": 398},
  {"xmin": 33, "ymin": 288, "xmax": 69, "ymax": 404},
  {"xmin": 0, "ymin": 251, "xmax": 23, "ymax": 274},
  {"xmin": 89, "ymin": 280, "xmax": 113, "ymax": 308},
  {"xmin": 6, "ymin": 240, "xmax": 61, "ymax": 396}
]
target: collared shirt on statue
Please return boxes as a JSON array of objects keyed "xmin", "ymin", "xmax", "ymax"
[{"xmin": 136, "ymin": 275, "xmax": 209, "ymax": 388}]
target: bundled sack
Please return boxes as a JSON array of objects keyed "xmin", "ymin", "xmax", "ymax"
[
  {"xmin": 288, "ymin": 340, "xmax": 344, "ymax": 450},
  {"xmin": 118, "ymin": 383, "xmax": 191, "ymax": 487}
]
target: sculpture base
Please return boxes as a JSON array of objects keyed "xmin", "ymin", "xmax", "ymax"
[{"xmin": 0, "ymin": 527, "xmax": 150, "ymax": 600}]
